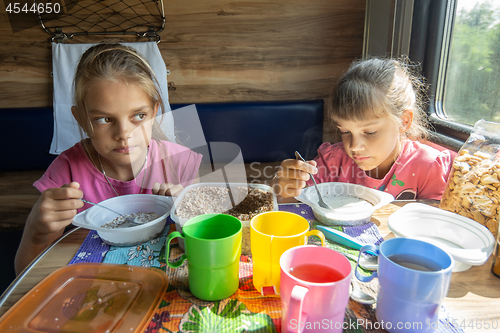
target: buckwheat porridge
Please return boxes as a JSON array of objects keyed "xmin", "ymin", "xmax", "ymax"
[{"xmin": 175, "ymin": 186, "xmax": 274, "ymax": 254}]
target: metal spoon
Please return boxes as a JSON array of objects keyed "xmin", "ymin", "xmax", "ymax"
[
  {"xmin": 350, "ymin": 281, "xmax": 376, "ymax": 305},
  {"xmin": 79, "ymin": 198, "xmax": 142, "ymax": 226},
  {"xmin": 338, "ymin": 251, "xmax": 378, "ymax": 271},
  {"xmin": 294, "ymin": 151, "xmax": 334, "ymax": 210},
  {"xmin": 358, "ymin": 255, "xmax": 378, "ymax": 271}
]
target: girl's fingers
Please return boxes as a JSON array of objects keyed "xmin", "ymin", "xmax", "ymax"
[
  {"xmin": 166, "ymin": 184, "xmax": 184, "ymax": 197},
  {"xmin": 37, "ymin": 214, "xmax": 76, "ymax": 234},
  {"xmin": 152, "ymin": 182, "xmax": 169, "ymax": 196},
  {"xmin": 40, "ymin": 196, "xmax": 82, "ymax": 212},
  {"xmin": 277, "ymin": 165, "xmax": 312, "ymax": 182},
  {"xmin": 306, "ymin": 160, "xmax": 318, "ymax": 168},
  {"xmin": 281, "ymin": 180, "xmax": 307, "ymax": 198},
  {"xmin": 152, "ymin": 182, "xmax": 184, "ymax": 196},
  {"xmin": 157, "ymin": 183, "xmax": 169, "ymax": 196},
  {"xmin": 278, "ymin": 168, "xmax": 311, "ymax": 182},
  {"xmin": 38, "ymin": 199, "xmax": 80, "ymax": 220},
  {"xmin": 45, "ymin": 184, "xmax": 83, "ymax": 201},
  {"xmin": 62, "ymin": 182, "xmax": 81, "ymax": 189},
  {"xmin": 280, "ymin": 159, "xmax": 318, "ymax": 177},
  {"xmin": 282, "ymin": 187, "xmax": 303, "ymax": 198},
  {"xmin": 272, "ymin": 177, "xmax": 307, "ymax": 198},
  {"xmin": 29, "ymin": 184, "xmax": 83, "ymax": 241},
  {"xmin": 273, "ymin": 159, "xmax": 318, "ymax": 198},
  {"xmin": 37, "ymin": 184, "xmax": 84, "ymax": 227},
  {"xmin": 35, "ymin": 200, "xmax": 79, "ymax": 234},
  {"xmin": 152, "ymin": 182, "xmax": 161, "ymax": 195},
  {"xmin": 39, "ymin": 190, "xmax": 84, "ymax": 212}
]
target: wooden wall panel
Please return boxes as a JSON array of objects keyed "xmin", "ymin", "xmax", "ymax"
[{"xmin": 0, "ymin": 0, "xmax": 365, "ymax": 143}]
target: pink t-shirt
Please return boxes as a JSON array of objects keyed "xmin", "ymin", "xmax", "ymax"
[
  {"xmin": 34, "ymin": 140, "xmax": 202, "ymax": 212},
  {"xmin": 307, "ymin": 140, "xmax": 452, "ymax": 200}
]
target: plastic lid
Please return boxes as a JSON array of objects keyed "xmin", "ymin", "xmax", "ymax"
[
  {"xmin": 388, "ymin": 203, "xmax": 495, "ymax": 266},
  {"xmin": 0, "ymin": 263, "xmax": 169, "ymax": 333}
]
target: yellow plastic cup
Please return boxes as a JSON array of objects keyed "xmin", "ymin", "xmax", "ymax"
[{"xmin": 250, "ymin": 211, "xmax": 325, "ymax": 296}]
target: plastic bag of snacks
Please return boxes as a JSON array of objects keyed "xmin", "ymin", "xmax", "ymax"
[{"xmin": 439, "ymin": 120, "xmax": 500, "ymax": 237}]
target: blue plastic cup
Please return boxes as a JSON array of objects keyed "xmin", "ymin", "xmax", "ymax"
[{"xmin": 355, "ymin": 238, "xmax": 454, "ymax": 333}]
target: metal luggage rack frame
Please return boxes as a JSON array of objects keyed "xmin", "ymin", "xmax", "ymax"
[{"xmin": 35, "ymin": 0, "xmax": 165, "ymax": 43}]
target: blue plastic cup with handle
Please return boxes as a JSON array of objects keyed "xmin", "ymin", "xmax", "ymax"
[{"xmin": 355, "ymin": 238, "xmax": 454, "ymax": 333}]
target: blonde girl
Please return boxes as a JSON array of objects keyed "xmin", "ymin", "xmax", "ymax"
[
  {"xmin": 16, "ymin": 43, "xmax": 202, "ymax": 274},
  {"xmin": 272, "ymin": 57, "xmax": 452, "ymax": 201}
]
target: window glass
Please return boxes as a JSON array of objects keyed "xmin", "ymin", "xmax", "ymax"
[{"xmin": 443, "ymin": 0, "xmax": 500, "ymax": 125}]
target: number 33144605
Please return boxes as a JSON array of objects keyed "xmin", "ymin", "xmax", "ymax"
[{"xmin": 6, "ymin": 2, "xmax": 61, "ymax": 14}]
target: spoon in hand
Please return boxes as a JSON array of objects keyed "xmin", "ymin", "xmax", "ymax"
[
  {"xmin": 294, "ymin": 151, "xmax": 334, "ymax": 210},
  {"xmin": 79, "ymin": 198, "xmax": 142, "ymax": 226}
]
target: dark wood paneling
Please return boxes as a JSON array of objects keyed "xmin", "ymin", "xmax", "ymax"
[
  {"xmin": 0, "ymin": 170, "xmax": 44, "ymax": 230},
  {"xmin": 0, "ymin": 1, "xmax": 364, "ymax": 108}
]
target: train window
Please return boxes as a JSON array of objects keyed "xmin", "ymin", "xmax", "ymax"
[
  {"xmin": 411, "ymin": 0, "xmax": 500, "ymax": 149},
  {"xmin": 441, "ymin": 0, "xmax": 500, "ymax": 125}
]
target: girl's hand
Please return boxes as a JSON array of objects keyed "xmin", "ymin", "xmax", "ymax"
[
  {"xmin": 271, "ymin": 159, "xmax": 318, "ymax": 199},
  {"xmin": 29, "ymin": 182, "xmax": 84, "ymax": 237},
  {"xmin": 15, "ymin": 182, "xmax": 83, "ymax": 275},
  {"xmin": 152, "ymin": 182, "xmax": 184, "ymax": 197}
]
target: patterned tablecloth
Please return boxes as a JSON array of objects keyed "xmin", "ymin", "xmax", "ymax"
[{"xmin": 69, "ymin": 204, "xmax": 464, "ymax": 333}]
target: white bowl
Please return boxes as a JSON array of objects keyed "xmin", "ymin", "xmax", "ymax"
[
  {"xmin": 296, "ymin": 182, "xmax": 394, "ymax": 226},
  {"xmin": 170, "ymin": 182, "xmax": 278, "ymax": 254},
  {"xmin": 73, "ymin": 194, "xmax": 174, "ymax": 246},
  {"xmin": 388, "ymin": 203, "xmax": 495, "ymax": 272}
]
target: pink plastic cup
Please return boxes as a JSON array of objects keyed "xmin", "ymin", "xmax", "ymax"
[{"xmin": 280, "ymin": 245, "xmax": 352, "ymax": 333}]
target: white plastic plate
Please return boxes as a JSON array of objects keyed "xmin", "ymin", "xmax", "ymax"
[{"xmin": 296, "ymin": 182, "xmax": 394, "ymax": 226}]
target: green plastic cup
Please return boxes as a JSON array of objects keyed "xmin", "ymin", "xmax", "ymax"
[{"xmin": 166, "ymin": 213, "xmax": 242, "ymax": 301}]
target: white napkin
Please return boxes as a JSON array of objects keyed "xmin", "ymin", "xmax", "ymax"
[{"xmin": 50, "ymin": 42, "xmax": 175, "ymax": 154}]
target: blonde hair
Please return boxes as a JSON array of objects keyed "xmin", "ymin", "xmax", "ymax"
[
  {"xmin": 332, "ymin": 57, "xmax": 429, "ymax": 140},
  {"xmin": 73, "ymin": 43, "xmax": 177, "ymax": 184},
  {"xmin": 72, "ymin": 43, "xmax": 168, "ymax": 141}
]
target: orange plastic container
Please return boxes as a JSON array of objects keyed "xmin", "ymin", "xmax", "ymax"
[{"xmin": 0, "ymin": 263, "xmax": 169, "ymax": 333}]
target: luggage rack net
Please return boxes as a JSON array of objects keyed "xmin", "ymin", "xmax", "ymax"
[{"xmin": 35, "ymin": 0, "xmax": 165, "ymax": 42}]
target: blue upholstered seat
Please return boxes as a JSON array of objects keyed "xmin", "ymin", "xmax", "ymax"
[{"xmin": 0, "ymin": 100, "xmax": 324, "ymax": 170}]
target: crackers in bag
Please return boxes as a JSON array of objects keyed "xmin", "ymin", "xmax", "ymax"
[{"xmin": 439, "ymin": 120, "xmax": 500, "ymax": 237}]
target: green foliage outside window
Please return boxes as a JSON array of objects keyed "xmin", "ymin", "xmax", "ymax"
[{"xmin": 444, "ymin": 1, "xmax": 500, "ymax": 125}]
